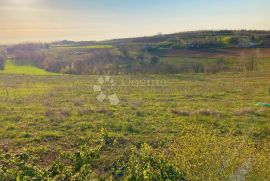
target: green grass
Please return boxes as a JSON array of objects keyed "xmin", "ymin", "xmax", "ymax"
[
  {"xmin": 0, "ymin": 72, "xmax": 269, "ymax": 180},
  {"xmin": 0, "ymin": 60, "xmax": 58, "ymax": 75}
]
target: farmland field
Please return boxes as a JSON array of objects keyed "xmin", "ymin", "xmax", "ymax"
[{"xmin": 0, "ymin": 71, "xmax": 269, "ymax": 180}]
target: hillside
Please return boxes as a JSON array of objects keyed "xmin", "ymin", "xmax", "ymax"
[{"xmin": 3, "ymin": 30, "xmax": 270, "ymax": 75}]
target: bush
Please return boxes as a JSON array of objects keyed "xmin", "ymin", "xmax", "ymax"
[{"xmin": 112, "ymin": 144, "xmax": 187, "ymax": 181}]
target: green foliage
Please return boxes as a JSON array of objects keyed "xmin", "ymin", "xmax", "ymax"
[
  {"xmin": 112, "ymin": 144, "xmax": 187, "ymax": 181},
  {"xmin": 101, "ymin": 128, "xmax": 114, "ymax": 145},
  {"xmin": 46, "ymin": 145, "xmax": 101, "ymax": 180},
  {"xmin": 0, "ymin": 145, "xmax": 101, "ymax": 180}
]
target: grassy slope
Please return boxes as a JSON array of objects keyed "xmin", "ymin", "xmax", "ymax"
[{"xmin": 0, "ymin": 60, "xmax": 58, "ymax": 75}]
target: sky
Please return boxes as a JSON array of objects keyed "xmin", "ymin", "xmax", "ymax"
[{"xmin": 0, "ymin": 0, "xmax": 269, "ymax": 44}]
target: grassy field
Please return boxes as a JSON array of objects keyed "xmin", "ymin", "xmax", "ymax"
[
  {"xmin": 0, "ymin": 61, "xmax": 58, "ymax": 75},
  {"xmin": 0, "ymin": 70, "xmax": 269, "ymax": 180}
]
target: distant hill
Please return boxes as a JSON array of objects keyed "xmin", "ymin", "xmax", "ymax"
[
  {"xmin": 3, "ymin": 30, "xmax": 270, "ymax": 75},
  {"xmin": 53, "ymin": 30, "xmax": 270, "ymax": 48}
]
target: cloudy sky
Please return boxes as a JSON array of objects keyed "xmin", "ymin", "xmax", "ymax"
[{"xmin": 0, "ymin": 0, "xmax": 269, "ymax": 43}]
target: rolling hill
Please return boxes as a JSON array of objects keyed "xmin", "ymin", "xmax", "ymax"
[{"xmin": 3, "ymin": 30, "xmax": 270, "ymax": 75}]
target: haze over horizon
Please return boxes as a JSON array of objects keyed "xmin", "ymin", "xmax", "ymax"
[{"xmin": 0, "ymin": 0, "xmax": 269, "ymax": 44}]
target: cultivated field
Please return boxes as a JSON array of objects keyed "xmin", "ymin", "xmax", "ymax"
[{"xmin": 0, "ymin": 69, "xmax": 269, "ymax": 180}]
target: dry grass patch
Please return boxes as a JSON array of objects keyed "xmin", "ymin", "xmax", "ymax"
[
  {"xmin": 171, "ymin": 109, "xmax": 192, "ymax": 116},
  {"xmin": 234, "ymin": 108, "xmax": 256, "ymax": 116},
  {"xmin": 78, "ymin": 108, "xmax": 93, "ymax": 116},
  {"xmin": 197, "ymin": 109, "xmax": 221, "ymax": 116},
  {"xmin": 59, "ymin": 107, "xmax": 71, "ymax": 117}
]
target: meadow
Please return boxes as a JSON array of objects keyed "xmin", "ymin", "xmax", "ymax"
[
  {"xmin": 0, "ymin": 61, "xmax": 58, "ymax": 76},
  {"xmin": 0, "ymin": 65, "xmax": 269, "ymax": 180}
]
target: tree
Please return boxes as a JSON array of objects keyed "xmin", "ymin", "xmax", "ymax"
[{"xmin": 0, "ymin": 54, "xmax": 6, "ymax": 70}]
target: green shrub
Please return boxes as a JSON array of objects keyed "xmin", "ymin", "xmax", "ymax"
[
  {"xmin": 0, "ymin": 145, "xmax": 101, "ymax": 181},
  {"xmin": 112, "ymin": 144, "xmax": 187, "ymax": 181}
]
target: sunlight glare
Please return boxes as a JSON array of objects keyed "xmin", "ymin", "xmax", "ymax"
[{"xmin": 5, "ymin": 0, "xmax": 39, "ymax": 7}]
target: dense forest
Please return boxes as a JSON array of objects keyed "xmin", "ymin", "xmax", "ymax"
[{"xmin": 2, "ymin": 30, "xmax": 270, "ymax": 74}]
